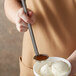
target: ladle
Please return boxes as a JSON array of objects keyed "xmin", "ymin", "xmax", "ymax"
[{"xmin": 21, "ymin": 0, "xmax": 49, "ymax": 61}]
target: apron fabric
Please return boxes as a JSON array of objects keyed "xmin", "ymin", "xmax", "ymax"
[
  {"xmin": 19, "ymin": 57, "xmax": 35, "ymax": 76},
  {"xmin": 19, "ymin": 0, "xmax": 76, "ymax": 76}
]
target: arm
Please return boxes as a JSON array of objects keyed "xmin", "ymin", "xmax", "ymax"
[
  {"xmin": 4, "ymin": 0, "xmax": 22, "ymax": 23},
  {"xmin": 4, "ymin": 0, "xmax": 35, "ymax": 32},
  {"xmin": 67, "ymin": 50, "xmax": 76, "ymax": 76}
]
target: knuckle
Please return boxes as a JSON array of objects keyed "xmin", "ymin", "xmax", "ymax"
[
  {"xmin": 19, "ymin": 24, "xmax": 22, "ymax": 28},
  {"xmin": 26, "ymin": 18, "xmax": 31, "ymax": 23},
  {"xmin": 19, "ymin": 8, "xmax": 24, "ymax": 16},
  {"xmin": 16, "ymin": 23, "xmax": 20, "ymax": 27},
  {"xmin": 20, "ymin": 8, "xmax": 24, "ymax": 11},
  {"xmin": 16, "ymin": 24, "xmax": 21, "ymax": 31},
  {"xmin": 17, "ymin": 18, "xmax": 22, "ymax": 23},
  {"xmin": 15, "ymin": 15, "xmax": 22, "ymax": 24},
  {"xmin": 20, "ymin": 29, "xmax": 22, "ymax": 32},
  {"xmin": 26, "ymin": 19, "xmax": 29, "ymax": 23},
  {"xmin": 20, "ymin": 25, "xmax": 23, "ymax": 28},
  {"xmin": 20, "ymin": 27, "xmax": 28, "ymax": 32},
  {"xmin": 22, "ymin": 22, "xmax": 27, "ymax": 26},
  {"xmin": 17, "ymin": 27, "xmax": 20, "ymax": 32}
]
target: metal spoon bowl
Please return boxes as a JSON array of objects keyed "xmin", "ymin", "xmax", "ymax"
[{"xmin": 33, "ymin": 54, "xmax": 49, "ymax": 61}]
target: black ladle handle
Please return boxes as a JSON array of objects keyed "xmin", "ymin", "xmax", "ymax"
[{"xmin": 21, "ymin": 0, "xmax": 39, "ymax": 55}]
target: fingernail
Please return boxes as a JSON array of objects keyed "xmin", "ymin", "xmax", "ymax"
[
  {"xmin": 28, "ymin": 11, "xmax": 33, "ymax": 17},
  {"xmin": 29, "ymin": 11, "xmax": 32, "ymax": 15}
]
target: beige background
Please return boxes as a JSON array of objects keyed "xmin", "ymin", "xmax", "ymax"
[{"xmin": 0, "ymin": 0, "xmax": 23, "ymax": 76}]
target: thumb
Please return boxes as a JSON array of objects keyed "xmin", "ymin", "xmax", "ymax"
[
  {"xmin": 28, "ymin": 10, "xmax": 33, "ymax": 17},
  {"xmin": 67, "ymin": 50, "xmax": 76, "ymax": 60}
]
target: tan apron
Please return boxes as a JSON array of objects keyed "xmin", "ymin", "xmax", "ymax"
[{"xmin": 19, "ymin": 0, "xmax": 76, "ymax": 76}]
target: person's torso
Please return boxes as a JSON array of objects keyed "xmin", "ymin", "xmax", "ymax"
[{"xmin": 22, "ymin": 0, "xmax": 76, "ymax": 68}]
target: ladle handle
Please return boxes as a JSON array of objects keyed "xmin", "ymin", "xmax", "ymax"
[{"xmin": 21, "ymin": 0, "xmax": 39, "ymax": 55}]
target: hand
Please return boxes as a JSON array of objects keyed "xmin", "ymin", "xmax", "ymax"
[
  {"xmin": 15, "ymin": 8, "xmax": 36, "ymax": 32},
  {"xmin": 67, "ymin": 50, "xmax": 76, "ymax": 76}
]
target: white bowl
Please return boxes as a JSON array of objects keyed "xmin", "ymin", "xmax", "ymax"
[{"xmin": 33, "ymin": 57, "xmax": 71, "ymax": 76}]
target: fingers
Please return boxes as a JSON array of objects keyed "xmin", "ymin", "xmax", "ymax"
[
  {"xmin": 15, "ymin": 8, "xmax": 36, "ymax": 32},
  {"xmin": 15, "ymin": 15, "xmax": 28, "ymax": 32},
  {"xmin": 16, "ymin": 23, "xmax": 28, "ymax": 32},
  {"xmin": 28, "ymin": 10, "xmax": 36, "ymax": 24},
  {"xmin": 18, "ymin": 8, "xmax": 35, "ymax": 24}
]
